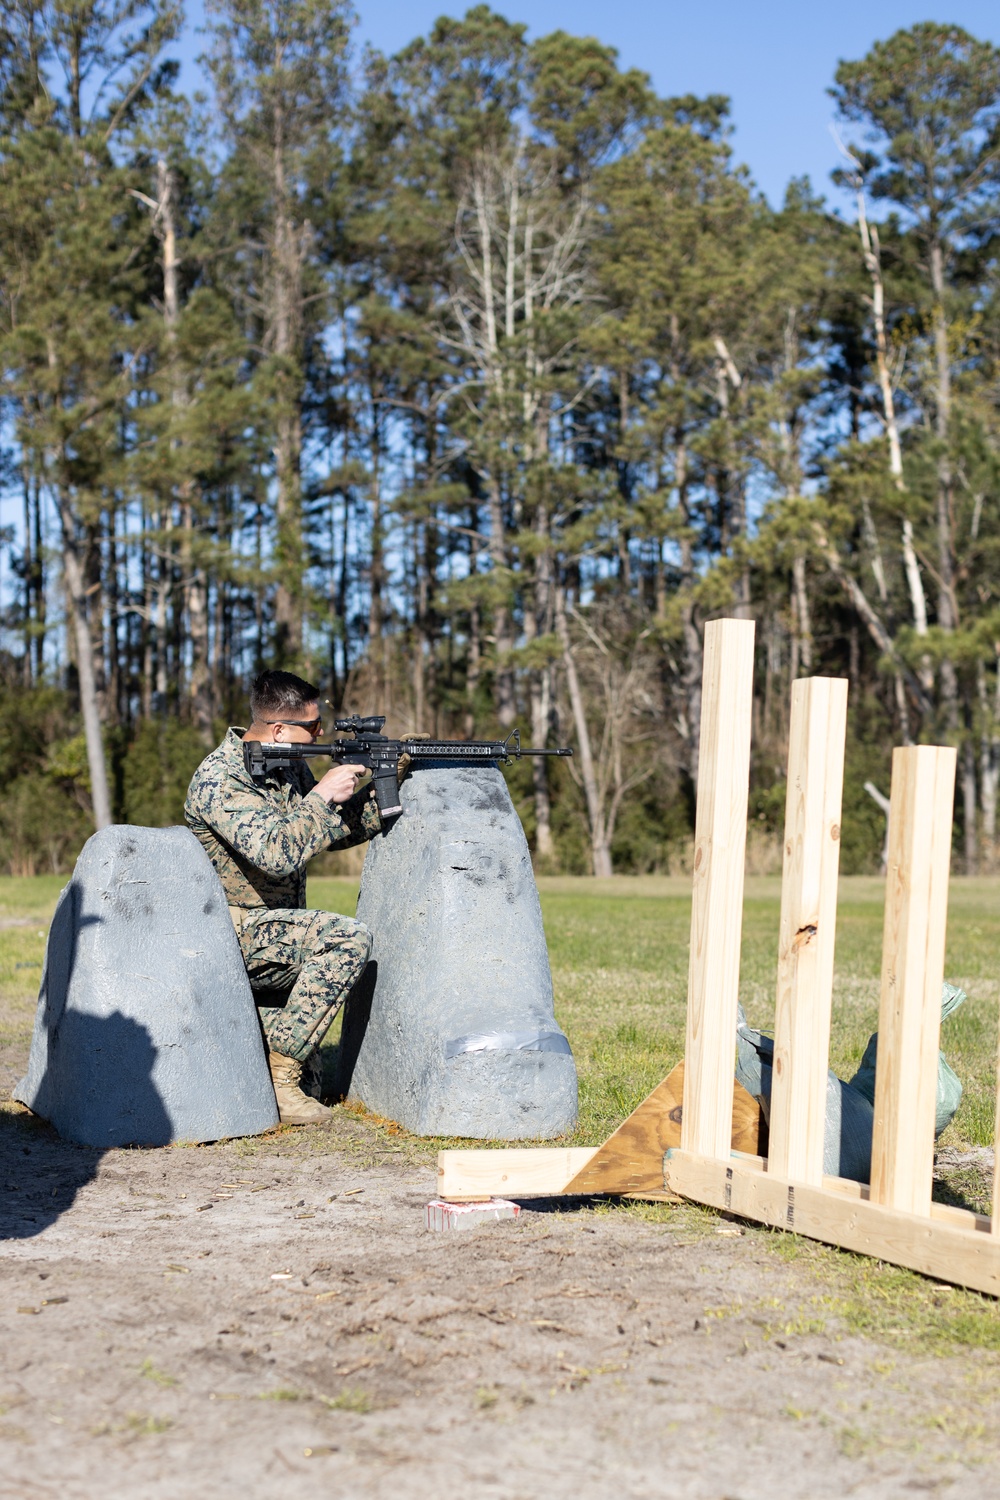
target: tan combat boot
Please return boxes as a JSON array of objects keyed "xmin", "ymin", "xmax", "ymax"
[{"xmin": 268, "ymin": 1051, "xmax": 333, "ymax": 1126}]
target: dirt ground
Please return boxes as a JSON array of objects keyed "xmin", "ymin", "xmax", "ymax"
[{"xmin": 5, "ymin": 1035, "xmax": 1000, "ymax": 1497}]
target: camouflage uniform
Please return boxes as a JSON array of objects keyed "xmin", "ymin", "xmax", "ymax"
[{"xmin": 184, "ymin": 728, "xmax": 381, "ymax": 1062}]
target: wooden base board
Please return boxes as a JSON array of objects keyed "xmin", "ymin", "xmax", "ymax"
[
  {"xmin": 436, "ymin": 1146, "xmax": 598, "ymax": 1202},
  {"xmin": 664, "ymin": 1150, "xmax": 1000, "ymax": 1298},
  {"xmin": 436, "ymin": 1064, "xmax": 764, "ymax": 1203}
]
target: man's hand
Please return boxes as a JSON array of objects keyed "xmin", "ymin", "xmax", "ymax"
[
  {"xmin": 398, "ymin": 732, "xmax": 431, "ymax": 783},
  {"xmin": 312, "ymin": 762, "xmax": 367, "ymax": 806}
]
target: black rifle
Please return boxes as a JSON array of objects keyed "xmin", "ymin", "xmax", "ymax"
[{"xmin": 243, "ymin": 715, "xmax": 573, "ymax": 818}]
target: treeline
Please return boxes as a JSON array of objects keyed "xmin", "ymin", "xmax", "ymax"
[{"xmin": 1, "ymin": 5, "xmax": 999, "ymax": 877}]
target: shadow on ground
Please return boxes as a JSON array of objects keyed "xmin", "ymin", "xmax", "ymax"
[{"xmin": 0, "ymin": 1107, "xmax": 104, "ymax": 1240}]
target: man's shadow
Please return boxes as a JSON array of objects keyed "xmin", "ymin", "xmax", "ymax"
[
  {"xmin": 0, "ymin": 1106, "xmax": 103, "ymax": 1240},
  {"xmin": 3, "ymin": 886, "xmax": 173, "ymax": 1240}
]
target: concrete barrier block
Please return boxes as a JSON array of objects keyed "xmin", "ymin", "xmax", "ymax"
[
  {"xmin": 337, "ymin": 763, "xmax": 578, "ymax": 1139},
  {"xmin": 14, "ymin": 825, "xmax": 279, "ymax": 1147}
]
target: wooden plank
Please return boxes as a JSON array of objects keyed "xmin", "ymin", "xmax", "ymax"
[
  {"xmin": 562, "ymin": 1061, "xmax": 764, "ymax": 1196},
  {"xmin": 436, "ymin": 1147, "xmax": 599, "ymax": 1202},
  {"xmin": 870, "ymin": 746, "xmax": 956, "ymax": 1217},
  {"xmin": 767, "ymin": 677, "xmax": 848, "ymax": 1185},
  {"xmin": 664, "ymin": 1151, "xmax": 1000, "ymax": 1298},
  {"xmin": 682, "ymin": 617, "xmax": 756, "ymax": 1161},
  {"xmin": 798, "ymin": 1170, "xmax": 989, "ymax": 1233},
  {"xmin": 929, "ymin": 1199, "xmax": 991, "ymax": 1234},
  {"xmin": 697, "ymin": 1157, "xmax": 990, "ymax": 1234}
]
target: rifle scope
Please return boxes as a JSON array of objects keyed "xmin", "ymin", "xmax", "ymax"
[{"xmin": 334, "ymin": 715, "xmax": 386, "ymax": 734}]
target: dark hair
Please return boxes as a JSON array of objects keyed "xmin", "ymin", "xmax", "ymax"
[{"xmin": 249, "ymin": 670, "xmax": 321, "ymax": 722}]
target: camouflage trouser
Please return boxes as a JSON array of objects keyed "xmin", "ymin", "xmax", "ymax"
[{"xmin": 235, "ymin": 908, "xmax": 372, "ymax": 1063}]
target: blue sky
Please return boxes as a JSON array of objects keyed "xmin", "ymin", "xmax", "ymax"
[{"xmin": 178, "ymin": 2, "xmax": 1000, "ymax": 208}]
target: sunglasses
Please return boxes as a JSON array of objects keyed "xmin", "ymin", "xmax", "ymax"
[{"xmin": 263, "ymin": 716, "xmax": 323, "ymax": 735}]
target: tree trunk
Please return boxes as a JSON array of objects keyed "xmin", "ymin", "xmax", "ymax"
[
  {"xmin": 31, "ymin": 469, "xmax": 45, "ymax": 681},
  {"xmin": 856, "ymin": 205, "xmax": 933, "ymax": 695},
  {"xmin": 675, "ymin": 434, "xmax": 702, "ymax": 788},
  {"xmin": 274, "ymin": 400, "xmax": 304, "ymax": 663},
  {"xmin": 487, "ymin": 475, "xmax": 516, "ymax": 726},
  {"xmin": 859, "ymin": 496, "xmax": 910, "ymax": 742},
  {"xmin": 713, "ymin": 336, "xmax": 749, "ymax": 615},
  {"xmin": 412, "ymin": 520, "xmax": 432, "ymax": 732},
  {"xmin": 962, "ymin": 734, "xmax": 977, "ymax": 875},
  {"xmin": 107, "ymin": 511, "xmax": 121, "ymax": 724},
  {"xmin": 418, "ymin": 433, "xmax": 440, "ymax": 733},
  {"xmin": 979, "ymin": 655, "xmax": 999, "ymax": 871},
  {"xmin": 815, "ymin": 522, "xmax": 929, "ymax": 731},
  {"xmin": 54, "ymin": 491, "xmax": 112, "ymax": 829},
  {"xmin": 556, "ymin": 588, "xmax": 611, "ymax": 877},
  {"xmin": 368, "ymin": 445, "xmax": 384, "ymax": 694},
  {"xmin": 183, "ymin": 504, "xmax": 212, "ymax": 739},
  {"xmin": 792, "ymin": 554, "xmax": 812, "ymax": 674},
  {"xmin": 413, "ymin": 630, "xmax": 425, "ymax": 732},
  {"xmin": 764, "ymin": 616, "xmax": 778, "ymax": 738},
  {"xmin": 530, "ymin": 668, "xmax": 554, "ymax": 860},
  {"xmin": 527, "ymin": 496, "xmax": 554, "ymax": 859},
  {"xmin": 930, "ymin": 238, "xmax": 958, "ymax": 730},
  {"xmin": 270, "ymin": 107, "xmax": 305, "ymax": 662},
  {"xmin": 21, "ymin": 474, "xmax": 33, "ymax": 684},
  {"xmin": 334, "ymin": 484, "xmax": 351, "ymax": 703},
  {"xmin": 154, "ymin": 513, "xmax": 170, "ymax": 713},
  {"xmin": 213, "ymin": 538, "xmax": 228, "ymax": 721},
  {"xmin": 140, "ymin": 504, "xmax": 153, "ymax": 717},
  {"xmin": 465, "ymin": 599, "xmax": 481, "ymax": 739},
  {"xmin": 153, "ymin": 157, "xmax": 213, "ymax": 740},
  {"xmin": 83, "ymin": 518, "xmax": 107, "ymax": 717}
]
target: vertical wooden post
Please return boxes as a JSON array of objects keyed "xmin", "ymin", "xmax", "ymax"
[
  {"xmin": 767, "ymin": 677, "xmax": 848, "ymax": 1185},
  {"xmin": 870, "ymin": 745, "xmax": 956, "ymax": 1217},
  {"xmin": 681, "ymin": 617, "xmax": 755, "ymax": 1160}
]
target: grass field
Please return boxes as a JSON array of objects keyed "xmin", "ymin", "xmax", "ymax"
[{"xmin": 3, "ymin": 871, "xmax": 997, "ymax": 1154}]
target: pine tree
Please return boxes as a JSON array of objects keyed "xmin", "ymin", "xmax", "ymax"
[
  {"xmin": 205, "ymin": 0, "xmax": 354, "ymax": 667},
  {"xmin": 0, "ymin": 0, "xmax": 179, "ymax": 828},
  {"xmin": 833, "ymin": 23, "xmax": 1000, "ymax": 865}
]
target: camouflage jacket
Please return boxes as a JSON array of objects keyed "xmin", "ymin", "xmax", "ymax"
[{"xmin": 184, "ymin": 727, "xmax": 381, "ymax": 910}]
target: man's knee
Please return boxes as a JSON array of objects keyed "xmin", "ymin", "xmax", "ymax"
[{"xmin": 311, "ymin": 913, "xmax": 372, "ymax": 964}]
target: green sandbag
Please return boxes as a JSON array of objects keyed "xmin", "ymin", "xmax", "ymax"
[{"xmin": 848, "ymin": 981, "xmax": 966, "ymax": 1138}]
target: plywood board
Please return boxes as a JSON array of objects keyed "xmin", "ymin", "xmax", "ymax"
[{"xmin": 562, "ymin": 1061, "xmax": 763, "ymax": 1196}]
